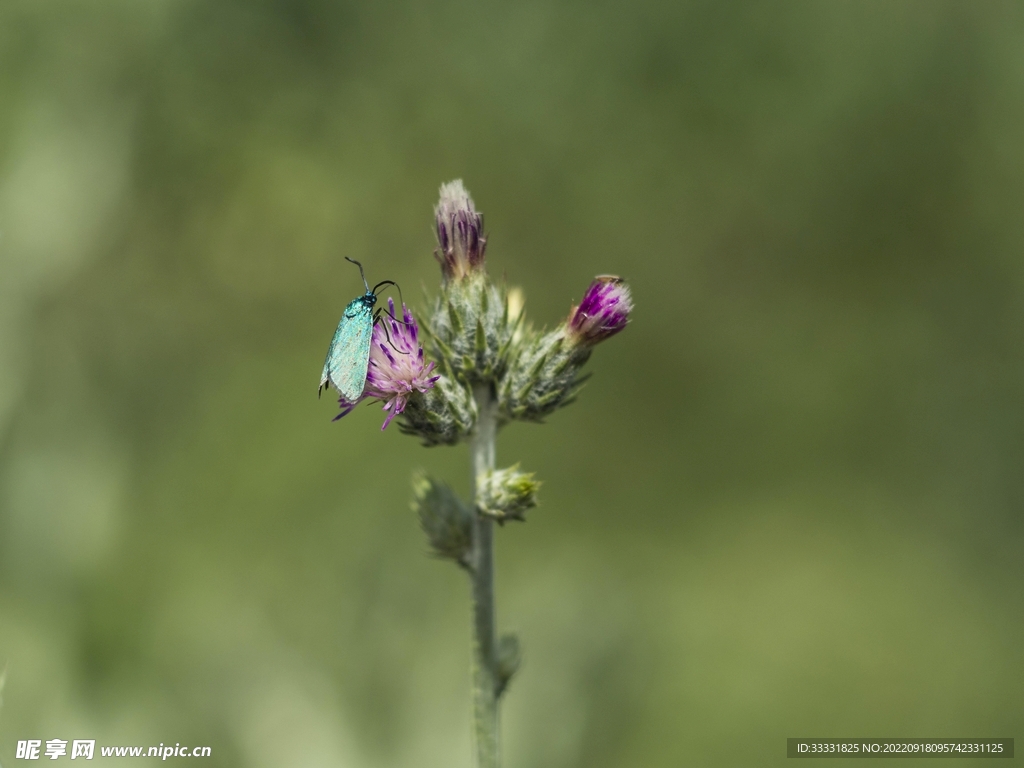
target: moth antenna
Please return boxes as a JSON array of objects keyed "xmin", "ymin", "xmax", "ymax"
[{"xmin": 346, "ymin": 257, "xmax": 370, "ymax": 293}]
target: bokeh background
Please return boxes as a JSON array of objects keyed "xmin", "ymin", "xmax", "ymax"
[{"xmin": 1, "ymin": 0, "xmax": 1022, "ymax": 765}]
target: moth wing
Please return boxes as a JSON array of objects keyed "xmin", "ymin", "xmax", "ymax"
[{"xmin": 320, "ymin": 298, "xmax": 375, "ymax": 402}]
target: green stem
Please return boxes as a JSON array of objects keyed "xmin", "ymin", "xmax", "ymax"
[{"xmin": 470, "ymin": 383, "xmax": 499, "ymax": 768}]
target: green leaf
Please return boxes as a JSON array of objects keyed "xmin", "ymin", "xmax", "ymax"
[{"xmin": 496, "ymin": 633, "xmax": 521, "ymax": 697}]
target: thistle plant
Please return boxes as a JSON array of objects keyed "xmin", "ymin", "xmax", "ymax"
[{"xmin": 327, "ymin": 180, "xmax": 632, "ymax": 767}]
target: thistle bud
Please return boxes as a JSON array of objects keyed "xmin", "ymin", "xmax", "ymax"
[
  {"xmin": 566, "ymin": 276, "xmax": 633, "ymax": 345},
  {"xmin": 498, "ymin": 327, "xmax": 589, "ymax": 423},
  {"xmin": 434, "ymin": 179, "xmax": 487, "ymax": 280},
  {"xmin": 476, "ymin": 465, "xmax": 540, "ymax": 523},
  {"xmin": 411, "ymin": 472, "xmax": 473, "ymax": 568},
  {"xmin": 422, "ymin": 268, "xmax": 520, "ymax": 387}
]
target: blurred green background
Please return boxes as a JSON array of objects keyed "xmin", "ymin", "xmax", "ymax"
[{"xmin": 1, "ymin": 0, "xmax": 1022, "ymax": 765}]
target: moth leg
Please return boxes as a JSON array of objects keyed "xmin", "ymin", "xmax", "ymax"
[
  {"xmin": 371, "ymin": 281, "xmax": 416, "ymax": 326},
  {"xmin": 373, "ymin": 309, "xmax": 411, "ymax": 355}
]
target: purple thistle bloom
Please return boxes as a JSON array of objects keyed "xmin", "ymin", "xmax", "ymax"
[
  {"xmin": 335, "ymin": 299, "xmax": 440, "ymax": 430},
  {"xmin": 566, "ymin": 276, "xmax": 633, "ymax": 345},
  {"xmin": 434, "ymin": 180, "xmax": 487, "ymax": 280}
]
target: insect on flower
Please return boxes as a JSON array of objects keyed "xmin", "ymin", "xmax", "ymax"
[
  {"xmin": 318, "ymin": 258, "xmax": 403, "ymax": 403},
  {"xmin": 341, "ymin": 298, "xmax": 440, "ymax": 429}
]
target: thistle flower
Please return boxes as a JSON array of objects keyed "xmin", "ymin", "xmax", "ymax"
[
  {"xmin": 566, "ymin": 276, "xmax": 633, "ymax": 345},
  {"xmin": 321, "ymin": 181, "xmax": 637, "ymax": 768},
  {"xmin": 434, "ymin": 179, "xmax": 487, "ymax": 280},
  {"xmin": 425, "ymin": 182, "xmax": 518, "ymax": 385},
  {"xmin": 335, "ymin": 299, "xmax": 440, "ymax": 430},
  {"xmin": 498, "ymin": 278, "xmax": 632, "ymax": 422}
]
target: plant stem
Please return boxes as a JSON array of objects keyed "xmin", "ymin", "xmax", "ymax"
[{"xmin": 470, "ymin": 383, "xmax": 499, "ymax": 768}]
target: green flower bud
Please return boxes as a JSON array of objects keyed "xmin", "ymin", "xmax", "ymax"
[
  {"xmin": 476, "ymin": 464, "xmax": 540, "ymax": 523},
  {"xmin": 498, "ymin": 327, "xmax": 591, "ymax": 423},
  {"xmin": 411, "ymin": 472, "xmax": 473, "ymax": 567},
  {"xmin": 423, "ymin": 278, "xmax": 522, "ymax": 387}
]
